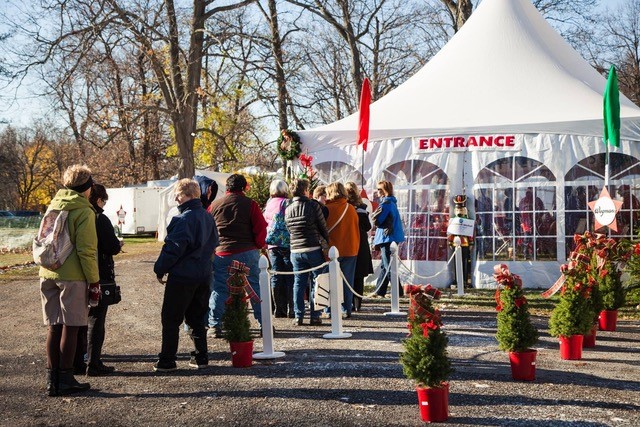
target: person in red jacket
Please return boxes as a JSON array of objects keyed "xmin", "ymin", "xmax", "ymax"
[{"xmin": 207, "ymin": 174, "xmax": 267, "ymax": 338}]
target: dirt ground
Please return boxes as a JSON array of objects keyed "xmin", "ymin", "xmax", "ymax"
[{"xmin": 1, "ymin": 247, "xmax": 639, "ymax": 427}]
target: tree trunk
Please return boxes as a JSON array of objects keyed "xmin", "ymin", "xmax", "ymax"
[{"xmin": 268, "ymin": 0, "xmax": 289, "ymax": 131}]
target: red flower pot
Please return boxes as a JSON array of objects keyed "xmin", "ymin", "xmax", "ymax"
[
  {"xmin": 509, "ymin": 349, "xmax": 537, "ymax": 381},
  {"xmin": 559, "ymin": 335, "xmax": 583, "ymax": 360},
  {"xmin": 229, "ymin": 341, "xmax": 254, "ymax": 368},
  {"xmin": 416, "ymin": 383, "xmax": 449, "ymax": 423},
  {"xmin": 598, "ymin": 310, "xmax": 618, "ymax": 332},
  {"xmin": 583, "ymin": 325, "xmax": 597, "ymax": 348}
]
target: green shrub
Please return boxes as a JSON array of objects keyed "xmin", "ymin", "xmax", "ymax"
[{"xmin": 495, "ymin": 280, "xmax": 538, "ymax": 352}]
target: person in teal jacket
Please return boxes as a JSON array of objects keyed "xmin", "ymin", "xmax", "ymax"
[
  {"xmin": 370, "ymin": 180, "xmax": 405, "ymax": 298},
  {"xmin": 39, "ymin": 164, "xmax": 98, "ymax": 396}
]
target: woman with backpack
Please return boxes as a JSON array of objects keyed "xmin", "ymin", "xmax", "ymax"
[
  {"xmin": 263, "ymin": 180, "xmax": 294, "ymax": 318},
  {"xmin": 38, "ymin": 164, "xmax": 98, "ymax": 396}
]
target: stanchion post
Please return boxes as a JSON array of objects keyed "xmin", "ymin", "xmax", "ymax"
[
  {"xmin": 454, "ymin": 237, "xmax": 464, "ymax": 296},
  {"xmin": 253, "ymin": 254, "xmax": 285, "ymax": 359},
  {"xmin": 324, "ymin": 246, "xmax": 351, "ymax": 339},
  {"xmin": 384, "ymin": 242, "xmax": 406, "ymax": 316}
]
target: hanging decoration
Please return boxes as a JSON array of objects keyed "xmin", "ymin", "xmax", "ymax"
[{"xmin": 277, "ymin": 129, "xmax": 302, "ymax": 161}]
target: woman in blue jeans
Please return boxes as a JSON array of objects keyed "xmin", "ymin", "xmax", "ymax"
[
  {"xmin": 284, "ymin": 178, "xmax": 330, "ymax": 326},
  {"xmin": 263, "ymin": 179, "xmax": 294, "ymax": 318},
  {"xmin": 370, "ymin": 180, "xmax": 405, "ymax": 297}
]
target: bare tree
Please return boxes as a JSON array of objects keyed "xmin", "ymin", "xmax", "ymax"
[{"xmin": 16, "ymin": 0, "xmax": 256, "ymax": 179}]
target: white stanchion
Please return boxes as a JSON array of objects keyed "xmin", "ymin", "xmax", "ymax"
[
  {"xmin": 384, "ymin": 242, "xmax": 406, "ymax": 316},
  {"xmin": 253, "ymin": 255, "xmax": 286, "ymax": 360},
  {"xmin": 454, "ymin": 237, "xmax": 464, "ymax": 296},
  {"xmin": 324, "ymin": 246, "xmax": 351, "ymax": 339}
]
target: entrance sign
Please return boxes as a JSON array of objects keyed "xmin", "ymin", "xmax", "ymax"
[
  {"xmin": 447, "ymin": 217, "xmax": 475, "ymax": 237},
  {"xmin": 588, "ymin": 187, "xmax": 622, "ymax": 231},
  {"xmin": 414, "ymin": 134, "xmax": 521, "ymax": 153}
]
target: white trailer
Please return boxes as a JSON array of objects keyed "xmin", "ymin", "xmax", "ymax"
[{"xmin": 104, "ymin": 186, "xmax": 164, "ymax": 235}]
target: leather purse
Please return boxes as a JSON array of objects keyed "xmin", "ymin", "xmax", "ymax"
[{"xmin": 100, "ymin": 282, "xmax": 122, "ymax": 306}]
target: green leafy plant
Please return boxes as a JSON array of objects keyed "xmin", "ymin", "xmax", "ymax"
[
  {"xmin": 222, "ymin": 261, "xmax": 253, "ymax": 343},
  {"xmin": 494, "ymin": 267, "xmax": 538, "ymax": 352},
  {"xmin": 400, "ymin": 285, "xmax": 452, "ymax": 388}
]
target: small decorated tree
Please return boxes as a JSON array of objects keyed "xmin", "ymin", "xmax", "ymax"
[
  {"xmin": 400, "ymin": 285, "xmax": 451, "ymax": 388},
  {"xmin": 222, "ymin": 261, "xmax": 253, "ymax": 344},
  {"xmin": 599, "ymin": 259, "xmax": 626, "ymax": 311},
  {"xmin": 494, "ymin": 265, "xmax": 538, "ymax": 352},
  {"xmin": 548, "ymin": 275, "xmax": 594, "ymax": 338},
  {"xmin": 400, "ymin": 285, "xmax": 451, "ymax": 422}
]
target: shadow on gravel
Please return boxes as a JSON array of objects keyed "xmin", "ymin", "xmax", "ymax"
[
  {"xmin": 449, "ymin": 416, "xmax": 609, "ymax": 426},
  {"xmin": 450, "ymin": 390, "xmax": 640, "ymax": 411},
  {"xmin": 84, "ymin": 387, "xmax": 418, "ymax": 405},
  {"xmin": 453, "ymin": 359, "xmax": 640, "ymax": 391}
]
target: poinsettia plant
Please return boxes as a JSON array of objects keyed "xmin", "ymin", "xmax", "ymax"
[
  {"xmin": 400, "ymin": 285, "xmax": 452, "ymax": 388},
  {"xmin": 547, "ymin": 232, "xmax": 631, "ymax": 337},
  {"xmin": 494, "ymin": 265, "xmax": 538, "ymax": 352}
]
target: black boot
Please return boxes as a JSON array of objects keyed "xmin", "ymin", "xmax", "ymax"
[
  {"xmin": 46, "ymin": 368, "xmax": 58, "ymax": 397},
  {"xmin": 57, "ymin": 369, "xmax": 90, "ymax": 395}
]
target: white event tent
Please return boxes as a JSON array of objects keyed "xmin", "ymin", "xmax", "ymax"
[{"xmin": 298, "ymin": 0, "xmax": 640, "ymax": 288}]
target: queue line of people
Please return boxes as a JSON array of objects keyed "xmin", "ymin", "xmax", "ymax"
[{"xmin": 39, "ymin": 167, "xmax": 404, "ymax": 394}]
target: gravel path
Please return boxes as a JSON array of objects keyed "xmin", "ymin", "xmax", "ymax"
[{"xmin": 1, "ymin": 251, "xmax": 639, "ymax": 426}]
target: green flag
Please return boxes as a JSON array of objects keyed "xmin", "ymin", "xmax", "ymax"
[{"xmin": 603, "ymin": 64, "xmax": 620, "ymax": 148}]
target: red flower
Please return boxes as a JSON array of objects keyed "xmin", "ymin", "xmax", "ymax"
[
  {"xmin": 299, "ymin": 153, "xmax": 313, "ymax": 168},
  {"xmin": 634, "ymin": 243, "xmax": 640, "ymax": 256},
  {"xmin": 514, "ymin": 296, "xmax": 527, "ymax": 308}
]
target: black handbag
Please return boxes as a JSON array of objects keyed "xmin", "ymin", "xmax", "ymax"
[{"xmin": 100, "ymin": 282, "xmax": 121, "ymax": 306}]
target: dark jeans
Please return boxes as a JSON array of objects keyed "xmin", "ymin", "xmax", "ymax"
[
  {"xmin": 87, "ymin": 304, "xmax": 108, "ymax": 367},
  {"xmin": 74, "ymin": 304, "xmax": 109, "ymax": 369},
  {"xmin": 159, "ymin": 275, "xmax": 210, "ymax": 364},
  {"xmin": 290, "ymin": 249, "xmax": 326, "ymax": 320},
  {"xmin": 268, "ymin": 247, "xmax": 294, "ymax": 317}
]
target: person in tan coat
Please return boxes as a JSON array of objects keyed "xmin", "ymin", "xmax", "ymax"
[{"xmin": 325, "ymin": 182, "xmax": 359, "ymax": 318}]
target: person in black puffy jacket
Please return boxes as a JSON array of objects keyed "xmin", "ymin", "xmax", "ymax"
[
  {"xmin": 74, "ymin": 183, "xmax": 123, "ymax": 376},
  {"xmin": 284, "ymin": 179, "xmax": 329, "ymax": 326}
]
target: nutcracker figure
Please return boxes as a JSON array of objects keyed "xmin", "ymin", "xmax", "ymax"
[{"xmin": 448, "ymin": 195, "xmax": 473, "ymax": 288}]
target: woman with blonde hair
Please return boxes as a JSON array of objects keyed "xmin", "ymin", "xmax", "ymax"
[
  {"xmin": 345, "ymin": 182, "xmax": 373, "ymax": 312},
  {"xmin": 325, "ymin": 182, "xmax": 359, "ymax": 318},
  {"xmin": 263, "ymin": 179, "xmax": 294, "ymax": 318}
]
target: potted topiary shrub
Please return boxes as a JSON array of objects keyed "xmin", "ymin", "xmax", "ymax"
[
  {"xmin": 222, "ymin": 261, "xmax": 255, "ymax": 368},
  {"xmin": 598, "ymin": 259, "xmax": 626, "ymax": 331},
  {"xmin": 548, "ymin": 243, "xmax": 595, "ymax": 361},
  {"xmin": 493, "ymin": 264, "xmax": 539, "ymax": 381},
  {"xmin": 400, "ymin": 285, "xmax": 452, "ymax": 423}
]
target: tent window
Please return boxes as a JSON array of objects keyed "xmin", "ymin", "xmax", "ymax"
[
  {"xmin": 377, "ymin": 159, "xmax": 449, "ymax": 261},
  {"xmin": 564, "ymin": 153, "xmax": 640, "ymax": 256},
  {"xmin": 475, "ymin": 156, "xmax": 557, "ymax": 262},
  {"xmin": 315, "ymin": 161, "xmax": 363, "ymax": 185}
]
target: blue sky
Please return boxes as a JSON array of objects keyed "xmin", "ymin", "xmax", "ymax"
[{"xmin": 0, "ymin": 0, "xmax": 632, "ymax": 128}]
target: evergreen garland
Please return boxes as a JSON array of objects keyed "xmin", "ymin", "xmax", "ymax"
[
  {"xmin": 400, "ymin": 286, "xmax": 452, "ymax": 388},
  {"xmin": 494, "ymin": 266, "xmax": 538, "ymax": 352}
]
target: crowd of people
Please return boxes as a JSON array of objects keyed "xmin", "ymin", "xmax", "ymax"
[{"xmin": 38, "ymin": 165, "xmax": 406, "ymax": 395}]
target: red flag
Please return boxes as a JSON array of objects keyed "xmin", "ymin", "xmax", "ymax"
[{"xmin": 357, "ymin": 78, "xmax": 371, "ymax": 151}]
